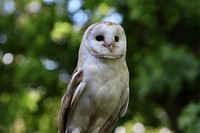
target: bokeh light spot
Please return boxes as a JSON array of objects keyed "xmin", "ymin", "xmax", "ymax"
[
  {"xmin": 132, "ymin": 122, "xmax": 145, "ymax": 133},
  {"xmin": 41, "ymin": 57, "xmax": 58, "ymax": 70},
  {"xmin": 72, "ymin": 10, "xmax": 88, "ymax": 26},
  {"xmin": 103, "ymin": 12, "xmax": 123, "ymax": 24},
  {"xmin": 159, "ymin": 127, "xmax": 172, "ymax": 133},
  {"xmin": 67, "ymin": 0, "xmax": 82, "ymax": 13},
  {"xmin": 0, "ymin": 33, "xmax": 8, "ymax": 44},
  {"xmin": 59, "ymin": 70, "xmax": 70, "ymax": 84},
  {"xmin": 26, "ymin": 1, "xmax": 41, "ymax": 13},
  {"xmin": 3, "ymin": 0, "xmax": 15, "ymax": 15},
  {"xmin": 2, "ymin": 53, "xmax": 14, "ymax": 65},
  {"xmin": 115, "ymin": 126, "xmax": 126, "ymax": 133},
  {"xmin": 43, "ymin": 0, "xmax": 55, "ymax": 5}
]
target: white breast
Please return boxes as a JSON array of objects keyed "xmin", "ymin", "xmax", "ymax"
[
  {"xmin": 67, "ymin": 58, "xmax": 128, "ymax": 132},
  {"xmin": 82, "ymin": 60, "xmax": 126, "ymax": 117}
]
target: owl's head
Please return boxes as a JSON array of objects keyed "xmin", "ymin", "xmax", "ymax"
[{"xmin": 81, "ymin": 22, "xmax": 127, "ymax": 59}]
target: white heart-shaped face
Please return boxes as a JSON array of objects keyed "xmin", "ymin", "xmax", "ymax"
[{"xmin": 83, "ymin": 22, "xmax": 127, "ymax": 59}]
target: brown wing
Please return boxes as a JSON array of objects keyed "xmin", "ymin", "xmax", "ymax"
[
  {"xmin": 58, "ymin": 69, "xmax": 85, "ymax": 133},
  {"xmin": 100, "ymin": 89, "xmax": 129, "ymax": 133}
]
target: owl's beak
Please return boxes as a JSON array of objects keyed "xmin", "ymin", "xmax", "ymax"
[{"xmin": 103, "ymin": 43, "xmax": 115, "ymax": 52}]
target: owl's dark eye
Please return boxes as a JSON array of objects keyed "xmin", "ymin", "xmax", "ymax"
[
  {"xmin": 96, "ymin": 35, "xmax": 104, "ymax": 41},
  {"xmin": 115, "ymin": 36, "xmax": 119, "ymax": 42}
]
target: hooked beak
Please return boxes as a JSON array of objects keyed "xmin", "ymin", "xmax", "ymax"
[{"xmin": 103, "ymin": 43, "xmax": 115, "ymax": 52}]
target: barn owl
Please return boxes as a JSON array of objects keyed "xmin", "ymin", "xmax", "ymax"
[{"xmin": 58, "ymin": 22, "xmax": 129, "ymax": 133}]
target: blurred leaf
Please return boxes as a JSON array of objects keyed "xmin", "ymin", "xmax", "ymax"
[
  {"xmin": 178, "ymin": 103, "xmax": 200, "ymax": 133},
  {"xmin": 134, "ymin": 45, "xmax": 199, "ymax": 97},
  {"xmin": 51, "ymin": 21, "xmax": 72, "ymax": 42}
]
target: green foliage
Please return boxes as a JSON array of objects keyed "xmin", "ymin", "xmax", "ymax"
[
  {"xmin": 0, "ymin": 0, "xmax": 200, "ymax": 133},
  {"xmin": 51, "ymin": 21, "xmax": 72, "ymax": 42},
  {"xmin": 134, "ymin": 45, "xmax": 199, "ymax": 98},
  {"xmin": 178, "ymin": 103, "xmax": 200, "ymax": 133}
]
